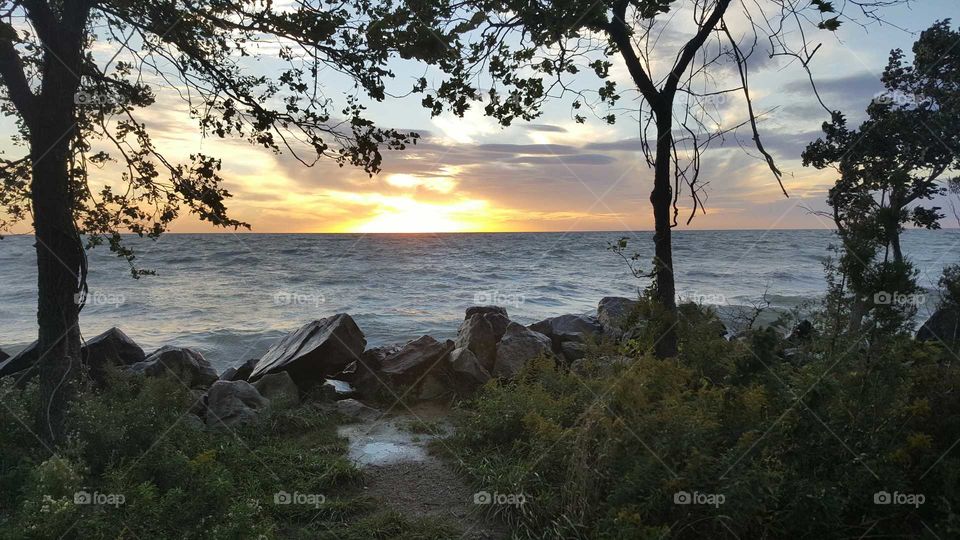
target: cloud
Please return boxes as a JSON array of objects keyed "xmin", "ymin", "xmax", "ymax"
[{"xmin": 525, "ymin": 124, "xmax": 568, "ymax": 133}]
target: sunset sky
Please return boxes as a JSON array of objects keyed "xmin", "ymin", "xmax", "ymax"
[{"xmin": 3, "ymin": 1, "xmax": 957, "ymax": 234}]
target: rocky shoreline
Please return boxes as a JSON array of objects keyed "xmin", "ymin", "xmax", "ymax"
[{"xmin": 0, "ymin": 295, "xmax": 956, "ymax": 431}]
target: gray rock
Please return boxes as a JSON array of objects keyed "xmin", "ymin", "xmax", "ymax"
[
  {"xmin": 917, "ymin": 307, "xmax": 960, "ymax": 343},
  {"xmin": 183, "ymin": 414, "xmax": 206, "ymax": 431},
  {"xmin": 560, "ymin": 341, "xmax": 587, "ymax": 362},
  {"xmin": 319, "ymin": 379, "xmax": 356, "ymax": 401},
  {"xmin": 128, "ymin": 346, "xmax": 218, "ymax": 388},
  {"xmin": 455, "ymin": 314, "xmax": 499, "ymax": 371},
  {"xmin": 492, "ymin": 323, "xmax": 553, "ymax": 379},
  {"xmin": 597, "ymin": 297, "xmax": 640, "ymax": 337},
  {"xmin": 529, "ymin": 314, "xmax": 602, "ymax": 351},
  {"xmin": 379, "ymin": 335, "xmax": 455, "ymax": 386},
  {"xmin": 249, "ymin": 314, "xmax": 366, "ymax": 386},
  {"xmin": 448, "ymin": 347, "xmax": 490, "ymax": 390},
  {"xmin": 220, "ymin": 358, "xmax": 258, "ymax": 382},
  {"xmin": 83, "ymin": 328, "xmax": 145, "ymax": 384},
  {"xmin": 342, "ymin": 345, "xmax": 400, "ymax": 400},
  {"xmin": 465, "ymin": 305, "xmax": 508, "ymax": 319},
  {"xmin": 189, "ymin": 389, "xmax": 207, "ymax": 418},
  {"xmin": 0, "ymin": 348, "xmax": 7, "ymax": 363},
  {"xmin": 253, "ymin": 372, "xmax": 300, "ymax": 407},
  {"xmin": 205, "ymin": 380, "xmax": 270, "ymax": 429},
  {"xmin": 0, "ymin": 341, "xmax": 38, "ymax": 382},
  {"xmin": 334, "ymin": 398, "xmax": 381, "ymax": 422},
  {"xmin": 416, "ymin": 373, "xmax": 451, "ymax": 401}
]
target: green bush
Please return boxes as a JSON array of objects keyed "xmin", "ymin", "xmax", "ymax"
[{"xmin": 448, "ymin": 305, "xmax": 960, "ymax": 538}]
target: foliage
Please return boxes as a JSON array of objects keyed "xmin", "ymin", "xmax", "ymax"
[
  {"xmin": 448, "ymin": 304, "xmax": 960, "ymax": 538},
  {"xmin": 0, "ymin": 374, "xmax": 458, "ymax": 539}
]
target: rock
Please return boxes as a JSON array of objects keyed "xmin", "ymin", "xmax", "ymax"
[
  {"xmin": 128, "ymin": 346, "xmax": 218, "ymax": 388},
  {"xmin": 917, "ymin": 307, "xmax": 960, "ymax": 343},
  {"xmin": 318, "ymin": 379, "xmax": 356, "ymax": 401},
  {"xmin": 379, "ymin": 336, "xmax": 455, "ymax": 387},
  {"xmin": 205, "ymin": 380, "xmax": 270, "ymax": 429},
  {"xmin": 597, "ymin": 297, "xmax": 639, "ymax": 336},
  {"xmin": 492, "ymin": 323, "xmax": 552, "ymax": 379},
  {"xmin": 416, "ymin": 373, "xmax": 451, "ymax": 401},
  {"xmin": 183, "ymin": 414, "xmax": 206, "ymax": 431},
  {"xmin": 341, "ymin": 345, "xmax": 400, "ymax": 400},
  {"xmin": 465, "ymin": 305, "xmax": 508, "ymax": 319},
  {"xmin": 454, "ymin": 315, "xmax": 499, "ymax": 371},
  {"xmin": 334, "ymin": 398, "xmax": 381, "ymax": 422},
  {"xmin": 220, "ymin": 358, "xmax": 258, "ymax": 382},
  {"xmin": 0, "ymin": 341, "xmax": 39, "ymax": 381},
  {"xmin": 560, "ymin": 341, "xmax": 587, "ymax": 362},
  {"xmin": 0, "ymin": 348, "xmax": 8, "ymax": 363},
  {"xmin": 570, "ymin": 355, "xmax": 632, "ymax": 377},
  {"xmin": 448, "ymin": 347, "xmax": 490, "ymax": 390},
  {"xmin": 189, "ymin": 389, "xmax": 207, "ymax": 418},
  {"xmin": 787, "ymin": 320, "xmax": 816, "ymax": 342},
  {"xmin": 253, "ymin": 372, "xmax": 300, "ymax": 407},
  {"xmin": 82, "ymin": 328, "xmax": 145, "ymax": 384},
  {"xmin": 249, "ymin": 314, "xmax": 366, "ymax": 386},
  {"xmin": 529, "ymin": 314, "xmax": 602, "ymax": 351}
]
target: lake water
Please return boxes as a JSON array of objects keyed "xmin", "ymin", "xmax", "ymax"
[{"xmin": 1, "ymin": 230, "xmax": 957, "ymax": 371}]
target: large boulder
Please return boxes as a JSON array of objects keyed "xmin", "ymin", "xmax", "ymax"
[
  {"xmin": 253, "ymin": 372, "xmax": 300, "ymax": 407},
  {"xmin": 597, "ymin": 297, "xmax": 639, "ymax": 337},
  {"xmin": 128, "ymin": 346, "xmax": 218, "ymax": 388},
  {"xmin": 455, "ymin": 307, "xmax": 510, "ymax": 371},
  {"xmin": 917, "ymin": 307, "xmax": 960, "ymax": 343},
  {"xmin": 0, "ymin": 341, "xmax": 39, "ymax": 382},
  {"xmin": 249, "ymin": 314, "xmax": 366, "ymax": 386},
  {"xmin": 0, "ymin": 348, "xmax": 8, "ymax": 363},
  {"xmin": 492, "ymin": 323, "xmax": 552, "ymax": 379},
  {"xmin": 82, "ymin": 328, "xmax": 145, "ymax": 384},
  {"xmin": 318, "ymin": 379, "xmax": 357, "ymax": 401},
  {"xmin": 379, "ymin": 335, "xmax": 454, "ymax": 387},
  {"xmin": 220, "ymin": 358, "xmax": 258, "ymax": 382},
  {"xmin": 205, "ymin": 380, "xmax": 269, "ymax": 429},
  {"xmin": 529, "ymin": 314, "xmax": 602, "ymax": 352},
  {"xmin": 448, "ymin": 347, "xmax": 490, "ymax": 391},
  {"xmin": 334, "ymin": 398, "xmax": 381, "ymax": 422},
  {"xmin": 341, "ymin": 344, "xmax": 400, "ymax": 399}
]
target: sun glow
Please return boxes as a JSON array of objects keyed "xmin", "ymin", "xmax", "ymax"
[{"xmin": 342, "ymin": 196, "xmax": 492, "ymax": 233}]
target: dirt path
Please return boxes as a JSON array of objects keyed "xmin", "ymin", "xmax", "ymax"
[{"xmin": 337, "ymin": 402, "xmax": 509, "ymax": 539}]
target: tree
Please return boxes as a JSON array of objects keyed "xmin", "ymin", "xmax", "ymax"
[
  {"xmin": 373, "ymin": 0, "xmax": 902, "ymax": 358},
  {"xmin": 803, "ymin": 20, "xmax": 960, "ymax": 334},
  {"xmin": 0, "ymin": 0, "xmax": 417, "ymax": 446}
]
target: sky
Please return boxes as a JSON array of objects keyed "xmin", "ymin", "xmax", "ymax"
[{"xmin": 3, "ymin": 1, "xmax": 958, "ymax": 234}]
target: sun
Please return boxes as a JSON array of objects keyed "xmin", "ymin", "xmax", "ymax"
[{"xmin": 350, "ymin": 197, "xmax": 490, "ymax": 233}]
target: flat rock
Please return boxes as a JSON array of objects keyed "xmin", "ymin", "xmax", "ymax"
[
  {"xmin": 335, "ymin": 398, "xmax": 381, "ymax": 422},
  {"xmin": 205, "ymin": 380, "xmax": 270, "ymax": 429},
  {"xmin": 0, "ymin": 341, "xmax": 38, "ymax": 381},
  {"xmin": 379, "ymin": 336, "xmax": 454, "ymax": 387},
  {"xmin": 82, "ymin": 328, "xmax": 145, "ymax": 384},
  {"xmin": 597, "ymin": 297, "xmax": 639, "ymax": 337},
  {"xmin": 917, "ymin": 307, "xmax": 960, "ymax": 343},
  {"xmin": 128, "ymin": 346, "xmax": 218, "ymax": 388},
  {"xmin": 249, "ymin": 314, "xmax": 366, "ymax": 386},
  {"xmin": 319, "ymin": 379, "xmax": 357, "ymax": 401},
  {"xmin": 253, "ymin": 372, "xmax": 300, "ymax": 407},
  {"xmin": 492, "ymin": 323, "xmax": 552, "ymax": 379}
]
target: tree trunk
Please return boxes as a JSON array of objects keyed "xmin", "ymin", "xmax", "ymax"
[
  {"xmin": 31, "ymin": 108, "xmax": 84, "ymax": 448},
  {"xmin": 651, "ymin": 108, "xmax": 678, "ymax": 358}
]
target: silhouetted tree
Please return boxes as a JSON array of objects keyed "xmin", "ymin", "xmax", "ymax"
[
  {"xmin": 374, "ymin": 0, "xmax": 903, "ymax": 358},
  {"xmin": 804, "ymin": 20, "xmax": 959, "ymax": 334},
  {"xmin": 0, "ymin": 0, "xmax": 415, "ymax": 446}
]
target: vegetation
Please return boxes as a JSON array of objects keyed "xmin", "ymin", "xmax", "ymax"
[
  {"xmin": 446, "ymin": 294, "xmax": 960, "ymax": 538},
  {"xmin": 0, "ymin": 373, "xmax": 459, "ymax": 539}
]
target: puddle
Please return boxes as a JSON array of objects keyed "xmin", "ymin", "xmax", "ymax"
[{"xmin": 339, "ymin": 420, "xmax": 439, "ymax": 466}]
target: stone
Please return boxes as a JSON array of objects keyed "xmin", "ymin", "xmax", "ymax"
[
  {"xmin": 253, "ymin": 372, "xmax": 300, "ymax": 407},
  {"xmin": 82, "ymin": 328, "xmax": 145, "ymax": 384},
  {"xmin": 454, "ymin": 314, "xmax": 499, "ymax": 371},
  {"xmin": 416, "ymin": 373, "xmax": 451, "ymax": 401},
  {"xmin": 492, "ymin": 323, "xmax": 552, "ymax": 379},
  {"xmin": 379, "ymin": 335, "xmax": 454, "ymax": 386},
  {"xmin": 560, "ymin": 341, "xmax": 587, "ymax": 362},
  {"xmin": 917, "ymin": 307, "xmax": 960, "ymax": 343},
  {"xmin": 249, "ymin": 314, "xmax": 366, "ymax": 386},
  {"xmin": 128, "ymin": 346, "xmax": 218, "ymax": 388},
  {"xmin": 318, "ymin": 379, "xmax": 356, "ymax": 401},
  {"xmin": 334, "ymin": 398, "xmax": 381, "ymax": 422},
  {"xmin": 342, "ymin": 345, "xmax": 400, "ymax": 400},
  {"xmin": 597, "ymin": 297, "xmax": 639, "ymax": 336},
  {"xmin": 220, "ymin": 358, "xmax": 258, "ymax": 382},
  {"xmin": 529, "ymin": 314, "xmax": 602, "ymax": 351},
  {"xmin": 205, "ymin": 380, "xmax": 270, "ymax": 429},
  {"xmin": 787, "ymin": 320, "xmax": 816, "ymax": 342},
  {"xmin": 189, "ymin": 389, "xmax": 207, "ymax": 418},
  {"xmin": 465, "ymin": 305, "xmax": 508, "ymax": 319},
  {"xmin": 0, "ymin": 348, "xmax": 8, "ymax": 363},
  {"xmin": 448, "ymin": 347, "xmax": 490, "ymax": 390},
  {"xmin": 0, "ymin": 341, "xmax": 39, "ymax": 381}
]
